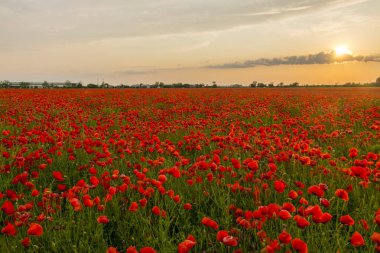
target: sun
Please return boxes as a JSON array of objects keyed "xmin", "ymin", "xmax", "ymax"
[{"xmin": 334, "ymin": 45, "xmax": 352, "ymax": 56}]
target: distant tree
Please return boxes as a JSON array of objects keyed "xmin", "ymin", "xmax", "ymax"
[
  {"xmin": 257, "ymin": 82, "xmax": 266, "ymax": 88},
  {"xmin": 172, "ymin": 82, "xmax": 184, "ymax": 88},
  {"xmin": 376, "ymin": 76, "xmax": 380, "ymax": 86},
  {"xmin": 212, "ymin": 81, "xmax": 217, "ymax": 88},
  {"xmin": 290, "ymin": 82, "xmax": 299, "ymax": 87},
  {"xmin": 87, "ymin": 83, "xmax": 99, "ymax": 88},
  {"xmin": 250, "ymin": 81, "xmax": 257, "ymax": 88},
  {"xmin": 0, "ymin": 80, "xmax": 10, "ymax": 88},
  {"xmin": 20, "ymin": 82, "xmax": 30, "ymax": 88},
  {"xmin": 268, "ymin": 82, "xmax": 274, "ymax": 88},
  {"xmin": 231, "ymin": 84, "xmax": 242, "ymax": 88},
  {"xmin": 77, "ymin": 82, "xmax": 83, "ymax": 88},
  {"xmin": 42, "ymin": 81, "xmax": 49, "ymax": 88}
]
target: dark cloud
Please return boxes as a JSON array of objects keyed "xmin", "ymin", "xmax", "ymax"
[{"xmin": 207, "ymin": 51, "xmax": 380, "ymax": 68}]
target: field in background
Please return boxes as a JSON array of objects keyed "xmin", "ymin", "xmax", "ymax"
[{"xmin": 1, "ymin": 88, "xmax": 380, "ymax": 253}]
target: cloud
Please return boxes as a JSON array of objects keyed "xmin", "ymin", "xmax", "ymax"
[
  {"xmin": 242, "ymin": 11, "xmax": 281, "ymax": 16},
  {"xmin": 0, "ymin": 0, "xmax": 372, "ymax": 49},
  {"xmin": 328, "ymin": 0, "xmax": 369, "ymax": 7},
  {"xmin": 118, "ymin": 66, "xmax": 197, "ymax": 75},
  {"xmin": 283, "ymin": 6, "xmax": 313, "ymax": 11},
  {"xmin": 207, "ymin": 51, "xmax": 380, "ymax": 68}
]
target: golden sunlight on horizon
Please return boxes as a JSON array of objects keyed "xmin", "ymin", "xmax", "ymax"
[{"xmin": 335, "ymin": 45, "xmax": 353, "ymax": 56}]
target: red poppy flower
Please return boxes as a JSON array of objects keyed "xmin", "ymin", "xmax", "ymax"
[
  {"xmin": 108, "ymin": 186, "xmax": 117, "ymax": 195},
  {"xmin": 90, "ymin": 176, "xmax": 99, "ymax": 186},
  {"xmin": 375, "ymin": 214, "xmax": 380, "ymax": 227},
  {"xmin": 107, "ymin": 247, "xmax": 119, "ymax": 253},
  {"xmin": 288, "ymin": 190, "xmax": 299, "ymax": 199},
  {"xmin": 39, "ymin": 164, "xmax": 47, "ymax": 170},
  {"xmin": 152, "ymin": 206, "xmax": 160, "ymax": 216},
  {"xmin": 217, "ymin": 230, "xmax": 229, "ymax": 242},
  {"xmin": 279, "ymin": 210, "xmax": 292, "ymax": 220},
  {"xmin": 186, "ymin": 235, "xmax": 196, "ymax": 242},
  {"xmin": 248, "ymin": 161, "xmax": 259, "ymax": 171},
  {"xmin": 69, "ymin": 198, "xmax": 82, "ymax": 211},
  {"xmin": 350, "ymin": 166, "xmax": 369, "ymax": 179},
  {"xmin": 183, "ymin": 203, "xmax": 192, "ymax": 210},
  {"xmin": 299, "ymin": 197, "xmax": 308, "ymax": 205},
  {"xmin": 223, "ymin": 236, "xmax": 238, "ymax": 247},
  {"xmin": 320, "ymin": 198, "xmax": 330, "ymax": 208},
  {"xmin": 278, "ymin": 231, "xmax": 292, "ymax": 244},
  {"xmin": 274, "ymin": 180, "xmax": 287, "ymax": 193},
  {"xmin": 83, "ymin": 197, "xmax": 94, "ymax": 208},
  {"xmin": 140, "ymin": 247, "xmax": 157, "ymax": 253},
  {"xmin": 335, "ymin": 189, "xmax": 349, "ymax": 201},
  {"xmin": 97, "ymin": 215, "xmax": 109, "ymax": 224},
  {"xmin": 371, "ymin": 232, "xmax": 380, "ymax": 244},
  {"xmin": 31, "ymin": 189, "xmax": 39, "ymax": 197},
  {"xmin": 178, "ymin": 239, "xmax": 196, "ymax": 253},
  {"xmin": 340, "ymin": 215, "xmax": 355, "ymax": 226},
  {"xmin": 359, "ymin": 219, "xmax": 369, "ymax": 231},
  {"xmin": 129, "ymin": 202, "xmax": 138, "ymax": 212},
  {"xmin": 294, "ymin": 215, "xmax": 310, "ymax": 229},
  {"xmin": 158, "ymin": 174, "xmax": 167, "ymax": 183},
  {"xmin": 27, "ymin": 223, "xmax": 43, "ymax": 236},
  {"xmin": 282, "ymin": 202, "xmax": 296, "ymax": 213},
  {"xmin": 291, "ymin": 238, "xmax": 308, "ymax": 253},
  {"xmin": 319, "ymin": 212, "xmax": 332, "ymax": 224},
  {"xmin": 350, "ymin": 231, "xmax": 365, "ymax": 247},
  {"xmin": 57, "ymin": 184, "xmax": 66, "ymax": 191},
  {"xmin": 126, "ymin": 246, "xmax": 138, "ymax": 253},
  {"xmin": 21, "ymin": 237, "xmax": 30, "ymax": 247},
  {"xmin": 173, "ymin": 195, "xmax": 180, "ymax": 203},
  {"xmin": 1, "ymin": 200, "xmax": 15, "ymax": 215},
  {"xmin": 139, "ymin": 198, "xmax": 147, "ymax": 207},
  {"xmin": 52, "ymin": 171, "xmax": 65, "ymax": 181},
  {"xmin": 307, "ymin": 185, "xmax": 324, "ymax": 197},
  {"xmin": 1, "ymin": 222, "xmax": 16, "ymax": 236},
  {"xmin": 201, "ymin": 217, "xmax": 219, "ymax": 230},
  {"xmin": 2, "ymin": 151, "xmax": 10, "ymax": 159}
]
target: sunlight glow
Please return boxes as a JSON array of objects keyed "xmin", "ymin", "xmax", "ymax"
[{"xmin": 335, "ymin": 45, "xmax": 352, "ymax": 56}]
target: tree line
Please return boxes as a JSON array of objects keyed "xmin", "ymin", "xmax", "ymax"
[{"xmin": 1, "ymin": 77, "xmax": 380, "ymax": 89}]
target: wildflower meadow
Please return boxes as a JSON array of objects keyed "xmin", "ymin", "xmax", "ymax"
[{"xmin": 1, "ymin": 88, "xmax": 380, "ymax": 253}]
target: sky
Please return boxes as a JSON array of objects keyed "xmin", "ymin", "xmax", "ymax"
[{"xmin": 1, "ymin": 0, "xmax": 380, "ymax": 85}]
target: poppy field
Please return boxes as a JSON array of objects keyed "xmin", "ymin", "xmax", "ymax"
[{"xmin": 1, "ymin": 88, "xmax": 380, "ymax": 253}]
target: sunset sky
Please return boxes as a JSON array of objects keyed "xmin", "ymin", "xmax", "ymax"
[{"xmin": 1, "ymin": 0, "xmax": 380, "ymax": 85}]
